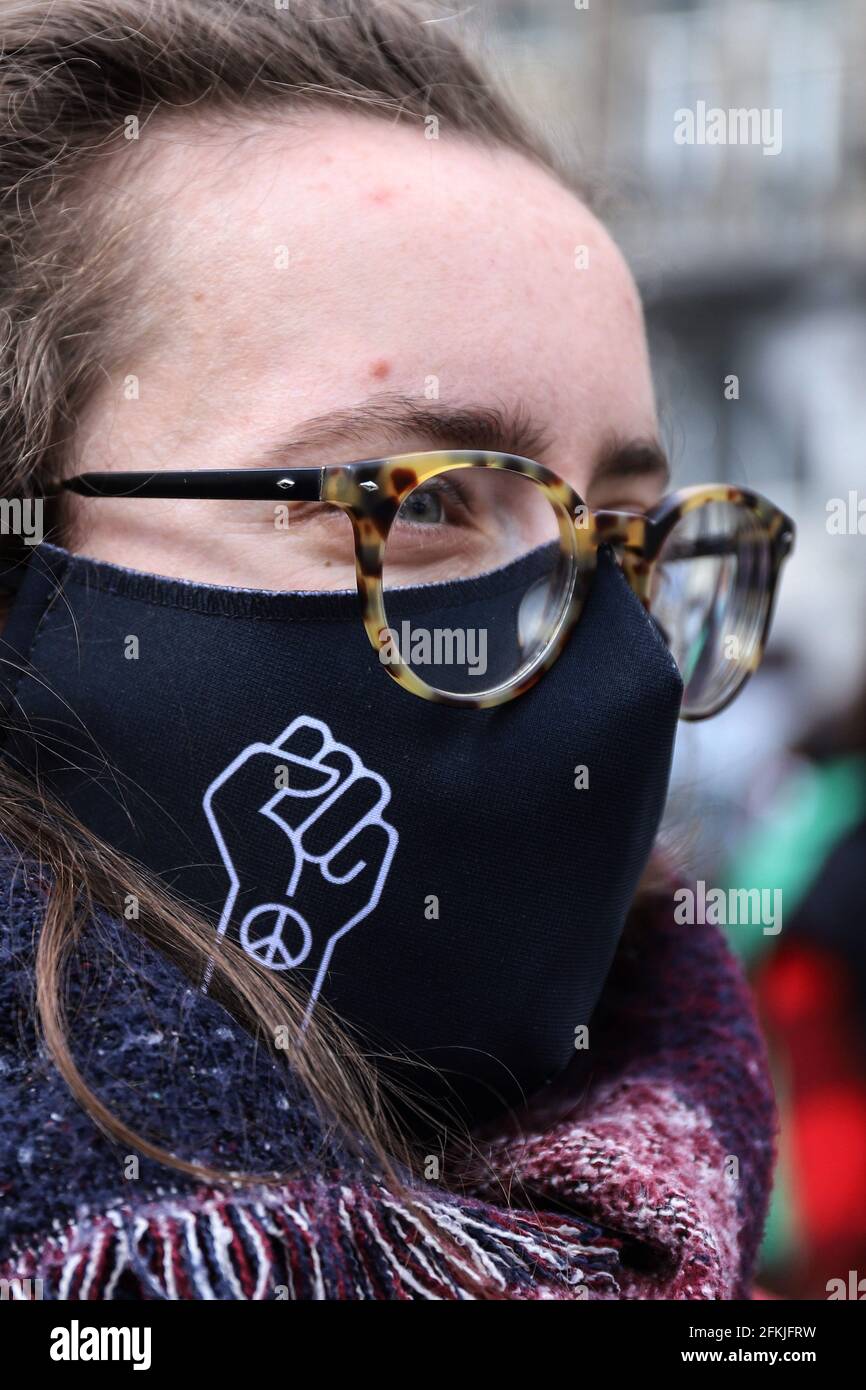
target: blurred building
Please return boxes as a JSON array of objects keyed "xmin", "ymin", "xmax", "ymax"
[{"xmin": 467, "ymin": 0, "xmax": 866, "ymax": 869}]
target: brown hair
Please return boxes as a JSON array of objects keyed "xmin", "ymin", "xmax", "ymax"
[{"xmin": 0, "ymin": 0, "xmax": 578, "ymax": 1296}]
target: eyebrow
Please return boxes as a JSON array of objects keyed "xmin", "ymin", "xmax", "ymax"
[
  {"xmin": 259, "ymin": 392, "xmax": 670, "ymax": 492},
  {"xmin": 590, "ymin": 431, "xmax": 671, "ymax": 493}
]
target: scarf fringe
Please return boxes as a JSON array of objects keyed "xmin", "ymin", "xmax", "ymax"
[{"xmin": 2, "ymin": 1180, "xmax": 622, "ymax": 1301}]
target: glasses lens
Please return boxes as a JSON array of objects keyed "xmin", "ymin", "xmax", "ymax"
[
  {"xmin": 651, "ymin": 500, "xmax": 771, "ymax": 717},
  {"xmin": 381, "ymin": 465, "xmax": 574, "ymax": 696}
]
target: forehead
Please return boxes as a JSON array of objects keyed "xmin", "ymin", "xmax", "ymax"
[{"xmin": 119, "ymin": 111, "xmax": 657, "ymax": 471}]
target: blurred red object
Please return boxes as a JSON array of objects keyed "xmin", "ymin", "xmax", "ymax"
[{"xmin": 756, "ymin": 942, "xmax": 866, "ymax": 1297}]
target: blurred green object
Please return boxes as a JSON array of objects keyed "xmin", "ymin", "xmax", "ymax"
[
  {"xmin": 724, "ymin": 753, "xmax": 866, "ymax": 1280},
  {"xmin": 724, "ymin": 755, "xmax": 866, "ymax": 969},
  {"xmin": 761, "ymin": 1109, "xmax": 799, "ymax": 1278}
]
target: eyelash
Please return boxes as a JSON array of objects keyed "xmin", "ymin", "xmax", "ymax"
[{"xmin": 395, "ymin": 474, "xmax": 474, "ymax": 528}]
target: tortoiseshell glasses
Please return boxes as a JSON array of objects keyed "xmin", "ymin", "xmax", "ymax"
[{"xmin": 56, "ymin": 450, "xmax": 795, "ymax": 719}]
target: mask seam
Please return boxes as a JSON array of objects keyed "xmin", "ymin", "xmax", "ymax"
[
  {"xmin": 32, "ymin": 542, "xmax": 568, "ymax": 622},
  {"xmin": 58, "ymin": 568, "xmax": 548, "ymax": 623},
  {"xmin": 61, "ymin": 570, "xmax": 360, "ymax": 623},
  {"xmin": 603, "ymin": 549, "xmax": 683, "ymax": 687}
]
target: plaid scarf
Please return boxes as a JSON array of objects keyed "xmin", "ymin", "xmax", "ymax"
[{"xmin": 0, "ymin": 854, "xmax": 775, "ymax": 1300}]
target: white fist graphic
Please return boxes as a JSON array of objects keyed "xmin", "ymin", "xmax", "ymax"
[{"xmin": 203, "ymin": 715, "xmax": 398, "ymax": 1020}]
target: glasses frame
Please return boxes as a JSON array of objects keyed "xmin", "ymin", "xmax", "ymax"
[{"xmin": 54, "ymin": 450, "xmax": 795, "ymax": 719}]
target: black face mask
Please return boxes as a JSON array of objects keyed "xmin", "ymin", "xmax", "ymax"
[{"xmin": 0, "ymin": 542, "xmax": 682, "ymax": 1126}]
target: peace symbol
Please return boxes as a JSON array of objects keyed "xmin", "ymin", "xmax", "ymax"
[{"xmin": 239, "ymin": 902, "xmax": 313, "ymax": 970}]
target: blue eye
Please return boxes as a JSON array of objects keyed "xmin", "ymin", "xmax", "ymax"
[
  {"xmin": 399, "ymin": 486, "xmax": 445, "ymax": 525},
  {"xmin": 396, "ymin": 475, "xmax": 474, "ymax": 529}
]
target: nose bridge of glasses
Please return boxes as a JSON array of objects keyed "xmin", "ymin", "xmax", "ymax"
[
  {"xmin": 587, "ymin": 509, "xmax": 656, "ymax": 605},
  {"xmin": 590, "ymin": 509, "xmax": 648, "ymax": 549}
]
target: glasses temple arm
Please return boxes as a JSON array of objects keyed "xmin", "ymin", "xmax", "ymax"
[{"xmin": 49, "ymin": 467, "xmax": 325, "ymax": 501}]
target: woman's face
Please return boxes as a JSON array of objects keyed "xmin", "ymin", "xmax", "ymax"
[{"xmin": 68, "ymin": 111, "xmax": 668, "ymax": 588}]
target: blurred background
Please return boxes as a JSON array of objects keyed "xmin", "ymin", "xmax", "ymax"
[{"xmin": 462, "ymin": 0, "xmax": 866, "ymax": 1299}]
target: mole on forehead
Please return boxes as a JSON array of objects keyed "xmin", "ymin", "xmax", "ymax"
[{"xmin": 368, "ymin": 359, "xmax": 392, "ymax": 381}]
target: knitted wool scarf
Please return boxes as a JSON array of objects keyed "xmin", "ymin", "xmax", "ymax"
[{"xmin": 0, "ymin": 852, "xmax": 775, "ymax": 1300}]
